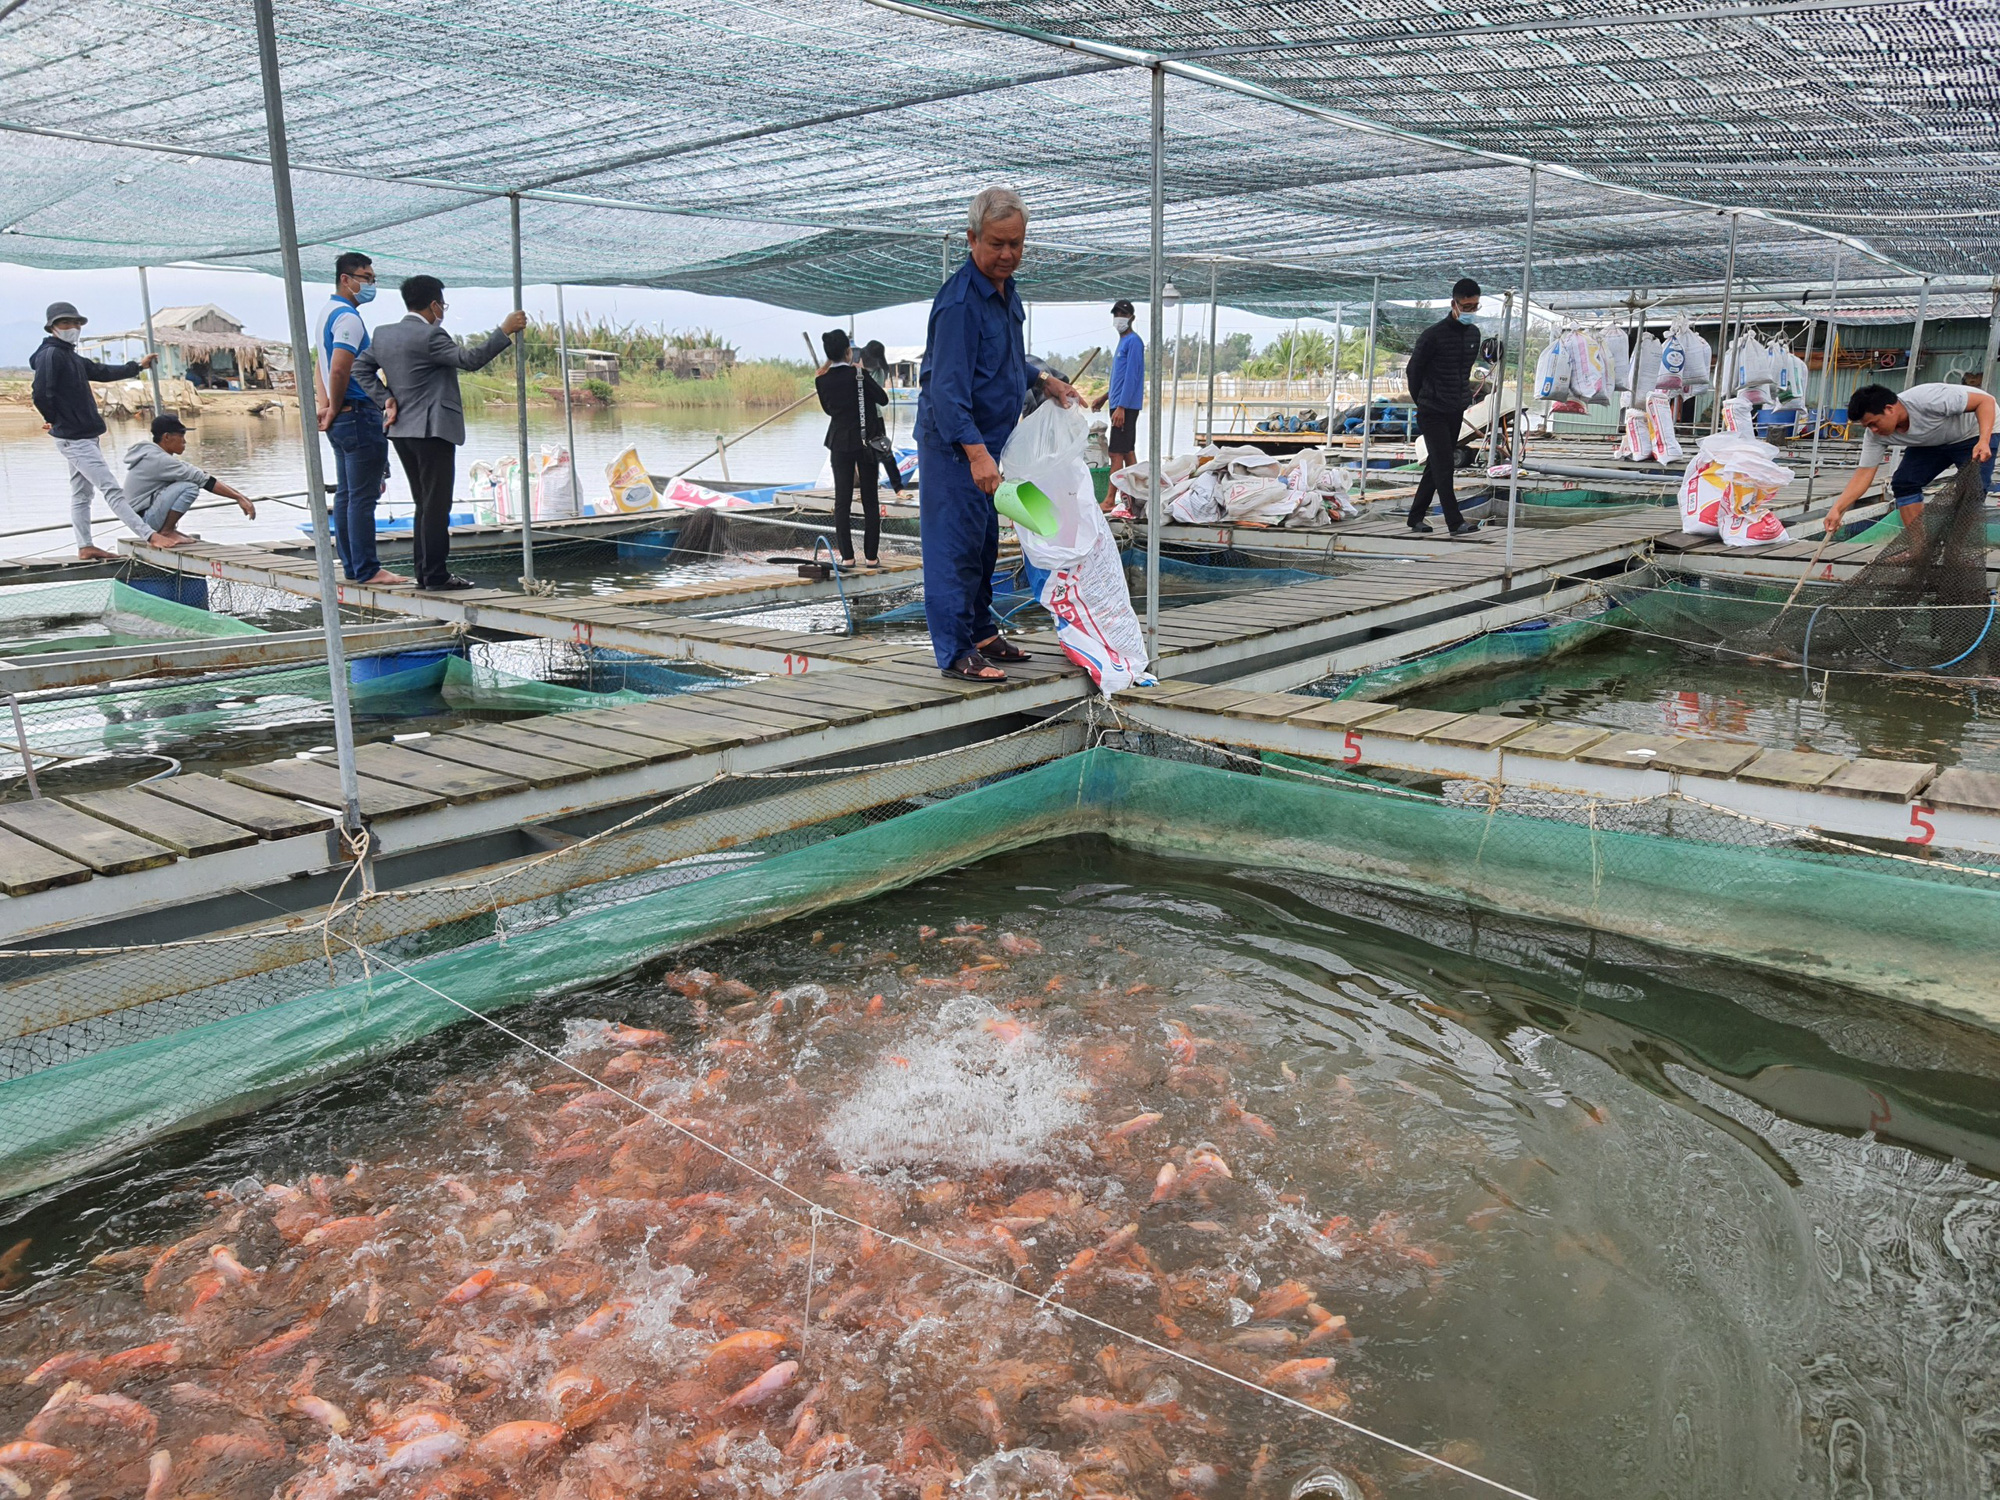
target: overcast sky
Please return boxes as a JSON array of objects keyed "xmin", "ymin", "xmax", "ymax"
[{"xmin": 1, "ymin": 262, "xmax": 1344, "ymax": 371}]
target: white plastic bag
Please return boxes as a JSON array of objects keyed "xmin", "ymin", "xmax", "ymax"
[
  {"xmin": 1564, "ymin": 329, "xmax": 1605, "ymax": 401},
  {"xmin": 1608, "ymin": 331, "xmax": 1635, "ymax": 395},
  {"xmin": 1680, "ymin": 433, "xmax": 1786, "ymax": 538},
  {"xmin": 1003, "ymin": 401, "xmax": 1154, "ymax": 696},
  {"xmin": 1631, "ymin": 334, "xmax": 1663, "ymax": 403},
  {"xmin": 1717, "ymin": 450, "xmax": 1793, "ymax": 547},
  {"xmin": 1720, "ymin": 395, "xmax": 1754, "ymax": 435},
  {"xmin": 1534, "ymin": 340, "xmax": 1573, "ymax": 401},
  {"xmin": 533, "ymin": 445, "xmax": 582, "ymax": 520},
  {"xmin": 1617, "ymin": 406, "xmax": 1654, "ymax": 462},
  {"xmin": 1659, "ymin": 318, "xmax": 1711, "ymax": 394}
]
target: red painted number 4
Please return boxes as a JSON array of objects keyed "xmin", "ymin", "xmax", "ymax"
[
  {"xmin": 1342, "ymin": 730, "xmax": 1362, "ymax": 766},
  {"xmin": 784, "ymin": 653, "xmax": 809, "ymax": 675},
  {"xmin": 1907, "ymin": 805, "xmax": 1936, "ymax": 845}
]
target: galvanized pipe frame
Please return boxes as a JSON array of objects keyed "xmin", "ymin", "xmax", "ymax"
[
  {"xmin": 0, "ymin": 623, "xmax": 463, "ymax": 697},
  {"xmin": 0, "ymin": 673, "xmax": 1091, "ymax": 945},
  {"xmin": 0, "ymin": 720, "xmax": 1091, "ymax": 1044},
  {"xmin": 1115, "ymin": 702, "xmax": 2000, "ymax": 859}
]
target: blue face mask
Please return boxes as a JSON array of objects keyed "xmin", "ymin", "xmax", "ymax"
[{"xmin": 353, "ymin": 282, "xmax": 377, "ymax": 306}]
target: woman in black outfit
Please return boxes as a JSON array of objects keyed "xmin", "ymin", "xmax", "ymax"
[
  {"xmin": 859, "ymin": 341, "xmax": 906, "ymax": 496},
  {"xmin": 814, "ymin": 329, "xmax": 890, "ymax": 568}
]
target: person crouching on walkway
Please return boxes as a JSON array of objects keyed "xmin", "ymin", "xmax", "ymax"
[
  {"xmin": 121, "ymin": 414, "xmax": 257, "ymax": 544},
  {"xmin": 916, "ymin": 187, "xmax": 1079, "ymax": 682},
  {"xmin": 30, "ymin": 300, "xmax": 168, "ymax": 559}
]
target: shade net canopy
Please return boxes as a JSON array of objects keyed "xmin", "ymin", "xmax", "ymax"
[{"xmin": 0, "ymin": 0, "xmax": 1984, "ymax": 312}]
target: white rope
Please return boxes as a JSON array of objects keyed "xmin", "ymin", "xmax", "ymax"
[{"xmin": 327, "ymin": 930, "xmax": 1545, "ymax": 1500}]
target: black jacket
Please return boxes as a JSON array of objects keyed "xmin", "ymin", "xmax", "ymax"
[
  {"xmin": 1403, "ymin": 314, "xmax": 1481, "ymax": 415},
  {"xmin": 815, "ymin": 362, "xmax": 888, "ymax": 453},
  {"xmin": 30, "ymin": 337, "xmax": 142, "ymax": 441}
]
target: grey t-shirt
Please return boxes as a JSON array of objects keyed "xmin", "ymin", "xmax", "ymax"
[{"xmin": 1857, "ymin": 382, "xmax": 1978, "ymax": 468}]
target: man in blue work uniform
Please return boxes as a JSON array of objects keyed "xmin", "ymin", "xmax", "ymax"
[
  {"xmin": 1090, "ymin": 298, "xmax": 1143, "ymax": 511},
  {"xmin": 916, "ymin": 187, "xmax": 1080, "ymax": 681},
  {"xmin": 314, "ymin": 250, "xmax": 409, "ymax": 587}
]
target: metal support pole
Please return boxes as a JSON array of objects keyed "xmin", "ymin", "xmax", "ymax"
[
  {"xmin": 1358, "ymin": 277, "xmax": 1380, "ymax": 504},
  {"xmin": 136, "ymin": 266, "xmax": 165, "ymax": 416},
  {"xmin": 1286, "ymin": 318, "xmax": 1297, "ymax": 386},
  {"xmin": 1502, "ymin": 166, "xmax": 1538, "ymax": 579},
  {"xmin": 1144, "ymin": 62, "xmax": 1165, "ymax": 655},
  {"xmin": 1326, "ymin": 301, "xmax": 1345, "ymax": 452},
  {"xmin": 1200, "ymin": 262, "xmax": 1216, "ymax": 446},
  {"xmin": 1982, "ymin": 285, "xmax": 2000, "ymax": 393},
  {"xmin": 1796, "ymin": 294, "xmax": 1821, "ymax": 447},
  {"xmin": 941, "ymin": 234, "xmax": 950, "ymax": 284},
  {"xmin": 8, "ymin": 695, "xmax": 38, "ymax": 800},
  {"xmin": 1907, "ymin": 276, "xmax": 1931, "ymax": 389},
  {"xmin": 1487, "ymin": 289, "xmax": 1514, "ymax": 472},
  {"xmin": 1709, "ymin": 211, "xmax": 1740, "ymax": 432},
  {"xmin": 509, "ymin": 193, "xmax": 536, "ymax": 584},
  {"xmin": 1167, "ymin": 295, "xmax": 1186, "ymax": 458},
  {"xmin": 556, "ymin": 284, "xmax": 579, "ymax": 513},
  {"xmin": 252, "ymin": 0, "xmax": 364, "ymax": 841},
  {"xmin": 1806, "ymin": 245, "xmax": 1844, "ymax": 506}
]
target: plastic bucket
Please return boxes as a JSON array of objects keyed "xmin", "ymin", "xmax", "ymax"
[{"xmin": 350, "ymin": 650, "xmax": 453, "ymax": 689}]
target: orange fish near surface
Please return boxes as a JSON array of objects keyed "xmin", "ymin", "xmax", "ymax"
[{"xmin": 722, "ymin": 1360, "xmax": 798, "ymax": 1409}]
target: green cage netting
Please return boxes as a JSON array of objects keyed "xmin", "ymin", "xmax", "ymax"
[{"xmin": 0, "ymin": 579, "xmax": 266, "ymax": 656}]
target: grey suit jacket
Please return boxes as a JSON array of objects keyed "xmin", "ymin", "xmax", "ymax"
[{"xmin": 353, "ymin": 315, "xmax": 513, "ymax": 445}]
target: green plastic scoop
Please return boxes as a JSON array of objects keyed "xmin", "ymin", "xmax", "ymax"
[{"xmin": 994, "ymin": 479, "xmax": 1059, "ymax": 537}]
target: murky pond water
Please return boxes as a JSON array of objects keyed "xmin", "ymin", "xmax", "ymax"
[
  {"xmin": 1391, "ymin": 632, "xmax": 2000, "ymax": 774},
  {"xmin": 2, "ymin": 838, "xmax": 1994, "ymax": 1499}
]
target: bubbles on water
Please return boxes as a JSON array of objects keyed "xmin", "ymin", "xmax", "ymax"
[
  {"xmin": 960, "ymin": 1447, "xmax": 1073, "ymax": 1500},
  {"xmin": 560, "ymin": 1017, "xmax": 631, "ymax": 1055},
  {"xmin": 821, "ymin": 997, "xmax": 1086, "ymax": 1172}
]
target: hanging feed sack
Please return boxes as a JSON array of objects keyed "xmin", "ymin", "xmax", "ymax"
[
  {"xmin": 1630, "ymin": 334, "xmax": 1663, "ymax": 402},
  {"xmin": 1607, "ymin": 330, "xmax": 1635, "ymax": 396},
  {"xmin": 1534, "ymin": 340, "xmax": 1573, "ymax": 401},
  {"xmin": 1659, "ymin": 318, "xmax": 1711, "ymax": 394},
  {"xmin": 1617, "ymin": 406, "xmax": 1655, "ymax": 462},
  {"xmin": 1563, "ymin": 329, "xmax": 1606, "ymax": 401}
]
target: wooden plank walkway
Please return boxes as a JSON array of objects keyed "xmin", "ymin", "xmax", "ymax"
[{"xmin": 1111, "ymin": 684, "xmax": 2000, "ymax": 858}]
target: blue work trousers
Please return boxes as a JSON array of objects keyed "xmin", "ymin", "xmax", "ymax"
[
  {"xmin": 918, "ymin": 439, "xmax": 1000, "ymax": 670},
  {"xmin": 327, "ymin": 401, "xmax": 388, "ymax": 582}
]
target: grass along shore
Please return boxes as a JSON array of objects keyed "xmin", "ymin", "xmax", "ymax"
[{"xmin": 461, "ymin": 361, "xmax": 813, "ymax": 411}]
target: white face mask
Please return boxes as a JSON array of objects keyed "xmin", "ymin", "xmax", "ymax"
[
  {"xmin": 52, "ymin": 326, "xmax": 81, "ymax": 345},
  {"xmin": 1114, "ymin": 316, "xmax": 1132, "ymax": 334}
]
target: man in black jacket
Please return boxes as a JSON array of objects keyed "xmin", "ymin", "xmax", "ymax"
[
  {"xmin": 1402, "ymin": 277, "xmax": 1483, "ymax": 536},
  {"xmin": 29, "ymin": 301, "xmax": 169, "ymax": 559}
]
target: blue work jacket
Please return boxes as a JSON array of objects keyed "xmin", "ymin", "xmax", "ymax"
[
  {"xmin": 1107, "ymin": 330, "xmax": 1145, "ymax": 411},
  {"xmin": 915, "ymin": 257, "xmax": 1040, "ymax": 451}
]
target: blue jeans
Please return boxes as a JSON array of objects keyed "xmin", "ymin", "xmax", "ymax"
[
  {"xmin": 1889, "ymin": 435, "xmax": 1995, "ymax": 512},
  {"xmin": 327, "ymin": 402, "xmax": 388, "ymax": 581},
  {"xmin": 918, "ymin": 439, "xmax": 1000, "ymax": 670}
]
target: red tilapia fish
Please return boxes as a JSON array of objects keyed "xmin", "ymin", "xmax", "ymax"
[{"xmin": 0, "ymin": 930, "xmax": 1453, "ymax": 1500}]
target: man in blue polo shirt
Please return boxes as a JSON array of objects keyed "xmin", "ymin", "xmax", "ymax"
[
  {"xmin": 1090, "ymin": 298, "xmax": 1143, "ymax": 511},
  {"xmin": 916, "ymin": 188, "xmax": 1079, "ymax": 681},
  {"xmin": 314, "ymin": 250, "xmax": 409, "ymax": 586}
]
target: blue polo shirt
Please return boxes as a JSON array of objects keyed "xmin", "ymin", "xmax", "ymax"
[
  {"xmin": 915, "ymin": 258, "xmax": 1038, "ymax": 451},
  {"xmin": 317, "ymin": 294, "xmax": 370, "ymax": 404},
  {"xmin": 1107, "ymin": 330, "xmax": 1144, "ymax": 411}
]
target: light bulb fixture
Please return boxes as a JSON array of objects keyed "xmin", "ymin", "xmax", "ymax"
[{"xmin": 1161, "ymin": 279, "xmax": 1182, "ymax": 309}]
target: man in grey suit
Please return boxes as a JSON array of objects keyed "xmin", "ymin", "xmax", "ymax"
[{"xmin": 354, "ymin": 275, "xmax": 527, "ymax": 590}]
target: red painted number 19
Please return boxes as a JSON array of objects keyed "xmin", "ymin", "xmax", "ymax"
[
  {"xmin": 783, "ymin": 653, "xmax": 809, "ymax": 675},
  {"xmin": 1342, "ymin": 730, "xmax": 1362, "ymax": 766},
  {"xmin": 1907, "ymin": 805, "xmax": 1935, "ymax": 845}
]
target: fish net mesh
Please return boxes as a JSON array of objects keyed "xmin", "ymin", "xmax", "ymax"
[{"xmin": 0, "ymin": 725, "xmax": 1996, "ymax": 1497}]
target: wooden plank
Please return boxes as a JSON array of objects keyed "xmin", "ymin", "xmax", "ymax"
[
  {"xmin": 223, "ymin": 758, "xmax": 443, "ymax": 817},
  {"xmin": 1165, "ymin": 686, "xmax": 1269, "ymax": 714},
  {"xmin": 513, "ymin": 713, "xmax": 697, "ymax": 763},
  {"xmin": 1283, "ymin": 699, "xmax": 1397, "ymax": 729},
  {"xmin": 673, "ymin": 695, "xmax": 831, "ymax": 733},
  {"xmin": 1365, "ymin": 708, "xmax": 1468, "ymax": 740},
  {"xmin": 1500, "ymin": 722, "xmax": 1612, "ymax": 759},
  {"xmin": 353, "ymin": 742, "xmax": 529, "ymax": 803},
  {"xmin": 1651, "ymin": 739, "xmax": 1763, "ymax": 778},
  {"xmin": 1219, "ymin": 691, "xmax": 1321, "ymax": 723},
  {"xmin": 614, "ymin": 698, "xmax": 810, "ymax": 743},
  {"xmin": 0, "ymin": 799, "xmax": 175, "ymax": 875},
  {"xmin": 1425, "ymin": 713, "xmax": 1533, "ymax": 750},
  {"xmin": 1736, "ymin": 749, "xmax": 1848, "ymax": 789},
  {"xmin": 141, "ymin": 772, "xmax": 336, "ymax": 838},
  {"xmin": 0, "ymin": 825, "xmax": 90, "ymax": 895},
  {"xmin": 451, "ymin": 722, "xmax": 644, "ymax": 774},
  {"xmin": 1924, "ymin": 767, "xmax": 2000, "ymax": 815},
  {"xmin": 1820, "ymin": 757, "xmax": 1937, "ymax": 802},
  {"xmin": 407, "ymin": 731, "xmax": 594, "ymax": 789},
  {"xmin": 61, "ymin": 787, "xmax": 260, "ymax": 857},
  {"xmin": 1574, "ymin": 732, "xmax": 1686, "ymax": 767}
]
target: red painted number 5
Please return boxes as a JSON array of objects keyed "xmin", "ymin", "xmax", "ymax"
[
  {"xmin": 1342, "ymin": 730, "xmax": 1362, "ymax": 766},
  {"xmin": 1907, "ymin": 805, "xmax": 1935, "ymax": 845}
]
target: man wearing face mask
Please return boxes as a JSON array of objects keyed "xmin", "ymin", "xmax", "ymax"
[
  {"xmin": 314, "ymin": 250, "xmax": 410, "ymax": 587},
  {"xmin": 1089, "ymin": 299, "xmax": 1143, "ymax": 506},
  {"xmin": 353, "ymin": 275, "xmax": 526, "ymax": 591},
  {"xmin": 29, "ymin": 301, "xmax": 166, "ymax": 559},
  {"xmin": 1403, "ymin": 276, "xmax": 1485, "ymax": 536}
]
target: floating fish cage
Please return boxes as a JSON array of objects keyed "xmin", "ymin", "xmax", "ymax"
[{"xmin": 3, "ymin": 707, "xmax": 2000, "ymax": 1496}]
